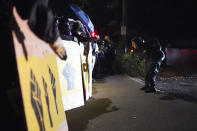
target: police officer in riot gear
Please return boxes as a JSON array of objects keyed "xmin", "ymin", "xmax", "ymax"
[
  {"xmin": 55, "ymin": 16, "xmax": 74, "ymax": 41},
  {"xmin": 143, "ymin": 38, "xmax": 165, "ymax": 92},
  {"xmin": 131, "ymin": 37, "xmax": 165, "ymax": 93},
  {"xmin": 131, "ymin": 36, "xmax": 146, "ymax": 56},
  {"xmin": 56, "ymin": 17, "xmax": 99, "ymax": 44},
  {"xmin": 71, "ymin": 20, "xmax": 100, "ymax": 43}
]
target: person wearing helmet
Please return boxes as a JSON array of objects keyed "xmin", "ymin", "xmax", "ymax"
[
  {"xmin": 141, "ymin": 38, "xmax": 165, "ymax": 92},
  {"xmin": 55, "ymin": 16, "xmax": 74, "ymax": 41},
  {"xmin": 131, "ymin": 36, "xmax": 146, "ymax": 49},
  {"xmin": 131, "ymin": 37, "xmax": 165, "ymax": 93},
  {"xmin": 71, "ymin": 20, "xmax": 100, "ymax": 43},
  {"xmin": 131, "ymin": 36, "xmax": 147, "ymax": 61}
]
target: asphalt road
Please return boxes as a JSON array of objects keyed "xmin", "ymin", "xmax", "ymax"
[{"xmin": 66, "ymin": 75, "xmax": 197, "ymax": 131}]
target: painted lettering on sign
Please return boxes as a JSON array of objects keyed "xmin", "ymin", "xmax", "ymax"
[
  {"xmin": 48, "ymin": 66, "xmax": 58, "ymax": 114},
  {"xmin": 42, "ymin": 77, "xmax": 53, "ymax": 127},
  {"xmin": 30, "ymin": 69, "xmax": 45, "ymax": 131}
]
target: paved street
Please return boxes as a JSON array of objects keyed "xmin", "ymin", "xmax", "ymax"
[{"xmin": 66, "ymin": 75, "xmax": 197, "ymax": 131}]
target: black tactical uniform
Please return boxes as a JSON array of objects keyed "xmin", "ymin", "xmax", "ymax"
[
  {"xmin": 131, "ymin": 37, "xmax": 165, "ymax": 92},
  {"xmin": 142, "ymin": 39, "xmax": 165, "ymax": 92},
  {"xmin": 71, "ymin": 20, "xmax": 99, "ymax": 43},
  {"xmin": 56, "ymin": 16, "xmax": 75, "ymax": 41}
]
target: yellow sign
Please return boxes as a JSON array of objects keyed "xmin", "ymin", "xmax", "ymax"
[{"xmin": 12, "ymin": 7, "xmax": 68, "ymax": 131}]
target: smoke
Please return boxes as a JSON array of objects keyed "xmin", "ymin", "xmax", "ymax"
[{"xmin": 166, "ymin": 48, "xmax": 197, "ymax": 67}]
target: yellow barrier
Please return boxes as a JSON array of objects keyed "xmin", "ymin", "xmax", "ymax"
[{"xmin": 12, "ymin": 7, "xmax": 68, "ymax": 131}]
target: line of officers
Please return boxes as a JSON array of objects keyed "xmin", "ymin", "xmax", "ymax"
[
  {"xmin": 56, "ymin": 16, "xmax": 115, "ymax": 77},
  {"xmin": 55, "ymin": 16, "xmax": 100, "ymax": 59}
]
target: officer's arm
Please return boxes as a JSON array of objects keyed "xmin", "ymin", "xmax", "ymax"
[{"xmin": 73, "ymin": 32, "xmax": 99, "ymax": 42}]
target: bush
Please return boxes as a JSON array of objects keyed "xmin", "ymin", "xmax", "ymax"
[{"xmin": 112, "ymin": 52, "xmax": 145, "ymax": 77}]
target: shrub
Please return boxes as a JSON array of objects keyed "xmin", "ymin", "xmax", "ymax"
[{"xmin": 112, "ymin": 52, "xmax": 145, "ymax": 77}]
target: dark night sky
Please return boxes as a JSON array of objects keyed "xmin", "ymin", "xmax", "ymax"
[
  {"xmin": 87, "ymin": 0, "xmax": 197, "ymax": 43},
  {"xmin": 127, "ymin": 0, "xmax": 197, "ymax": 40}
]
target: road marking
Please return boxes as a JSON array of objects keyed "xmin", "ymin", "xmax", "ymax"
[{"xmin": 127, "ymin": 76, "xmax": 144, "ymax": 85}]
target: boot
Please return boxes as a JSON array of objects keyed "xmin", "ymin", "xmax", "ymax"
[
  {"xmin": 145, "ymin": 87, "xmax": 156, "ymax": 93},
  {"xmin": 145, "ymin": 84, "xmax": 156, "ymax": 93},
  {"xmin": 140, "ymin": 85, "xmax": 149, "ymax": 90}
]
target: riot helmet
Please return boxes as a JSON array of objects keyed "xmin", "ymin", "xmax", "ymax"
[
  {"xmin": 71, "ymin": 20, "xmax": 83, "ymax": 33},
  {"xmin": 56, "ymin": 16, "xmax": 70, "ymax": 36},
  {"xmin": 131, "ymin": 36, "xmax": 146, "ymax": 49}
]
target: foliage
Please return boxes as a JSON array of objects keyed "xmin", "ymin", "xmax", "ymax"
[{"xmin": 112, "ymin": 50, "xmax": 145, "ymax": 77}]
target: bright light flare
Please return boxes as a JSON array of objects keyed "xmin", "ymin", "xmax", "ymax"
[{"xmin": 90, "ymin": 32, "xmax": 96, "ymax": 37}]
